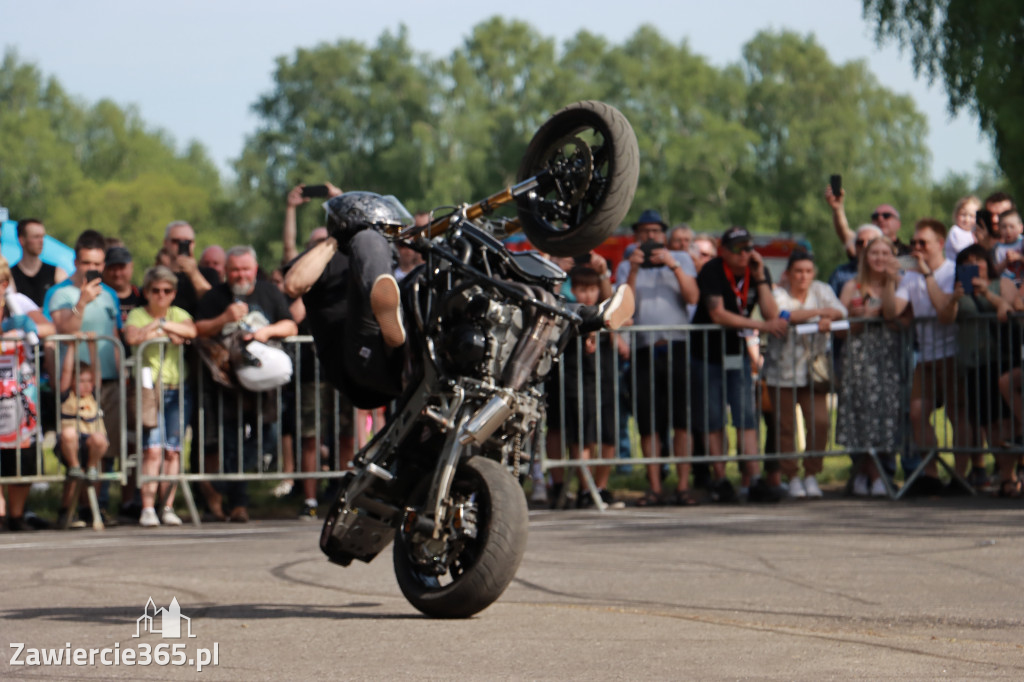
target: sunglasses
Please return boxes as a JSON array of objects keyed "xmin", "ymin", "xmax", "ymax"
[
  {"xmin": 697, "ymin": 250, "xmax": 716, "ymax": 258},
  {"xmin": 910, "ymin": 239, "xmax": 929, "ymax": 248},
  {"xmin": 871, "ymin": 211, "xmax": 897, "ymax": 221},
  {"xmin": 148, "ymin": 287, "xmax": 176, "ymax": 295},
  {"xmin": 855, "ymin": 240, "xmax": 872, "ymax": 248},
  {"xmin": 727, "ymin": 243, "xmax": 755, "ymax": 254}
]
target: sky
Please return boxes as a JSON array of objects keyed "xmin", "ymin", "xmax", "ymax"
[{"xmin": 3, "ymin": 0, "xmax": 995, "ymax": 182}]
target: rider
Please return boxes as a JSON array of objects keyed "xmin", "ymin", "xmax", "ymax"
[{"xmin": 283, "ymin": 192, "xmax": 634, "ymax": 409}]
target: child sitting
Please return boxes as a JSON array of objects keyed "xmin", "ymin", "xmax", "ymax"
[{"xmin": 56, "ymin": 351, "xmax": 109, "ymax": 526}]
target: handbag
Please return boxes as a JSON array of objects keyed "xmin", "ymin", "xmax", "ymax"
[
  {"xmin": 803, "ymin": 334, "xmax": 833, "ymax": 389},
  {"xmin": 140, "ymin": 384, "xmax": 159, "ymax": 429}
]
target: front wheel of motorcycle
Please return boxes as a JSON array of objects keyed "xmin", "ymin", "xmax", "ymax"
[
  {"xmin": 516, "ymin": 100, "xmax": 639, "ymax": 257},
  {"xmin": 393, "ymin": 456, "xmax": 529, "ymax": 618}
]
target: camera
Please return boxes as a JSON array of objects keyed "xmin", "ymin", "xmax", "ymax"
[
  {"xmin": 639, "ymin": 240, "xmax": 660, "ymax": 268},
  {"xmin": 177, "ymin": 239, "xmax": 191, "ymax": 256},
  {"xmin": 85, "ymin": 269, "xmax": 103, "ymax": 282}
]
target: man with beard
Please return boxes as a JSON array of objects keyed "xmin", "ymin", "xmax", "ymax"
[{"xmin": 196, "ymin": 246, "xmax": 297, "ymax": 521}]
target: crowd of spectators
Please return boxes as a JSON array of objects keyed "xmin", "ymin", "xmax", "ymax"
[
  {"xmin": 539, "ymin": 187, "xmax": 1024, "ymax": 507},
  {"xmin": 3, "ymin": 182, "xmax": 1024, "ymax": 531}
]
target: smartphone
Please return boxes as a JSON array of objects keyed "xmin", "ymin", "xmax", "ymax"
[
  {"xmin": 896, "ymin": 254, "xmax": 919, "ymax": 272},
  {"xmin": 958, "ymin": 264, "xmax": 979, "ymax": 294},
  {"xmin": 639, "ymin": 240, "xmax": 659, "ymax": 268},
  {"xmin": 573, "ymin": 253, "xmax": 591, "ymax": 266},
  {"xmin": 177, "ymin": 239, "xmax": 191, "ymax": 255},
  {"xmin": 301, "ymin": 184, "xmax": 329, "ymax": 198},
  {"xmin": 85, "ymin": 269, "xmax": 103, "ymax": 282},
  {"xmin": 976, "ymin": 208, "xmax": 995, "ymax": 235},
  {"xmin": 829, "ymin": 174, "xmax": 842, "ymax": 198}
]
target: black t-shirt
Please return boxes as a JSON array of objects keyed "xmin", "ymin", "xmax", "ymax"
[
  {"xmin": 12, "ymin": 262, "xmax": 57, "ymax": 308},
  {"xmin": 690, "ymin": 257, "xmax": 772, "ymax": 364},
  {"xmin": 173, "ymin": 266, "xmax": 220, "ymax": 317},
  {"xmin": 196, "ymin": 279, "xmax": 293, "ymax": 328}
]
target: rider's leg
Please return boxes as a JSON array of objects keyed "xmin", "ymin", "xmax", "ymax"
[{"xmin": 349, "ymin": 229, "xmax": 405, "ymax": 348}]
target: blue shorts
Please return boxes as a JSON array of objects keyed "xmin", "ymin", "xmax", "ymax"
[
  {"xmin": 690, "ymin": 356, "xmax": 758, "ymax": 433},
  {"xmin": 143, "ymin": 387, "xmax": 191, "ymax": 451}
]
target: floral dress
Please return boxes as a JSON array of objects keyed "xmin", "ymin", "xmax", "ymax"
[{"xmin": 835, "ymin": 293, "xmax": 903, "ymax": 452}]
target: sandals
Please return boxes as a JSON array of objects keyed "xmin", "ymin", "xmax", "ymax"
[
  {"xmin": 635, "ymin": 490, "xmax": 664, "ymax": 507},
  {"xmin": 998, "ymin": 479, "xmax": 1022, "ymax": 499},
  {"xmin": 671, "ymin": 490, "xmax": 699, "ymax": 507}
]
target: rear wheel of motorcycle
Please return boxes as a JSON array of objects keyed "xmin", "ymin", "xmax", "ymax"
[
  {"xmin": 516, "ymin": 100, "xmax": 639, "ymax": 257},
  {"xmin": 393, "ymin": 456, "xmax": 528, "ymax": 618}
]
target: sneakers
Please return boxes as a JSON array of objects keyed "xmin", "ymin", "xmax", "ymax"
[
  {"xmin": 803, "ymin": 476, "xmax": 823, "ymax": 499},
  {"xmin": 903, "ymin": 475, "xmax": 945, "ymax": 498},
  {"xmin": 711, "ymin": 478, "xmax": 738, "ymax": 503},
  {"xmin": 161, "ymin": 507, "xmax": 183, "ymax": 526},
  {"xmin": 139, "ymin": 508, "xmax": 160, "ymax": 527},
  {"xmin": 747, "ymin": 478, "xmax": 783, "ymax": 503},
  {"xmin": 788, "ymin": 476, "xmax": 807, "ymax": 499},
  {"xmin": 599, "ymin": 489, "xmax": 626, "ymax": 510},
  {"xmin": 370, "ymin": 274, "xmax": 405, "ymax": 348},
  {"xmin": 852, "ymin": 474, "xmax": 869, "ymax": 497},
  {"xmin": 57, "ymin": 509, "xmax": 87, "ymax": 529},
  {"xmin": 870, "ymin": 477, "xmax": 888, "ymax": 497},
  {"xmin": 530, "ymin": 480, "xmax": 548, "ymax": 503},
  {"xmin": 599, "ymin": 285, "xmax": 635, "ymax": 330},
  {"xmin": 272, "ymin": 480, "xmax": 294, "ymax": 498},
  {"xmin": 298, "ymin": 503, "xmax": 318, "ymax": 521},
  {"xmin": 229, "ymin": 506, "xmax": 249, "ymax": 523},
  {"xmin": 576, "ymin": 490, "xmax": 595, "ymax": 509}
]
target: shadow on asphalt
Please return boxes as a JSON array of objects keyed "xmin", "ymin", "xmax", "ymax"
[{"xmin": 0, "ymin": 603, "xmax": 424, "ymax": 624}]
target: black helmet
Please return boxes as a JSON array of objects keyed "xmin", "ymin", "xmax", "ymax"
[{"xmin": 324, "ymin": 192, "xmax": 412, "ymax": 243}]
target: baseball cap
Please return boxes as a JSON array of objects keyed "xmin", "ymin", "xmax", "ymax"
[
  {"xmin": 105, "ymin": 246, "xmax": 132, "ymax": 265},
  {"xmin": 721, "ymin": 226, "xmax": 752, "ymax": 247}
]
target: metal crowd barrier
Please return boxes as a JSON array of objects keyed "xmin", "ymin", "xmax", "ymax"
[
  {"xmin": 0, "ymin": 333, "xmax": 128, "ymax": 529},
  {"xmin": 542, "ymin": 313, "xmax": 1024, "ymax": 507},
  {"xmin": 133, "ymin": 336, "xmax": 356, "ymax": 525}
]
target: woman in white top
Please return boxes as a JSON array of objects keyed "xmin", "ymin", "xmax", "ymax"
[{"xmin": 762, "ymin": 251, "xmax": 847, "ymax": 498}]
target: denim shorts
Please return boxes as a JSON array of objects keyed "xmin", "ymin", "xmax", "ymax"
[
  {"xmin": 690, "ymin": 356, "xmax": 758, "ymax": 433},
  {"xmin": 143, "ymin": 387, "xmax": 191, "ymax": 451}
]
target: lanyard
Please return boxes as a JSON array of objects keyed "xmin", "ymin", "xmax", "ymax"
[{"xmin": 722, "ymin": 262, "xmax": 750, "ymax": 312}]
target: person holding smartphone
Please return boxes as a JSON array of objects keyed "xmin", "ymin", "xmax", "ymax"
[
  {"xmin": 937, "ymin": 244, "xmax": 1022, "ymax": 496},
  {"xmin": 43, "ymin": 230, "xmax": 123, "ymax": 526},
  {"xmin": 156, "ymin": 221, "xmax": 220, "ymax": 318},
  {"xmin": 879, "ymin": 218, "xmax": 961, "ymax": 496}
]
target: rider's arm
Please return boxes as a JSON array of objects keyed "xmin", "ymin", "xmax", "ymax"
[{"xmin": 283, "ymin": 238, "xmax": 338, "ymax": 299}]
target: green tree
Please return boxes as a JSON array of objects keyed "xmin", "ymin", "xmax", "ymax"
[
  {"xmin": 863, "ymin": 0, "xmax": 1023, "ymax": 199},
  {"xmin": 734, "ymin": 30, "xmax": 931, "ymax": 275},
  {"xmin": 0, "ymin": 50, "xmax": 234, "ymax": 273}
]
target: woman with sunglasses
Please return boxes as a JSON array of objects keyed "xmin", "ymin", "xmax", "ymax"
[
  {"xmin": 124, "ymin": 265, "xmax": 197, "ymax": 527},
  {"xmin": 761, "ymin": 251, "xmax": 846, "ymax": 498},
  {"xmin": 836, "ymin": 236, "xmax": 903, "ymax": 496}
]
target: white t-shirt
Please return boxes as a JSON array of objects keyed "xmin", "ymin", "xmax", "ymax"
[
  {"xmin": 944, "ymin": 224, "xmax": 976, "ymax": 261},
  {"xmin": 894, "ymin": 259, "xmax": 956, "ymax": 361}
]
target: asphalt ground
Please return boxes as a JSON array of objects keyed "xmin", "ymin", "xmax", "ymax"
[{"xmin": 1, "ymin": 496, "xmax": 1023, "ymax": 680}]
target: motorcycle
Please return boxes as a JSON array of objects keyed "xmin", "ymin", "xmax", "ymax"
[{"xmin": 319, "ymin": 101, "xmax": 639, "ymax": 618}]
